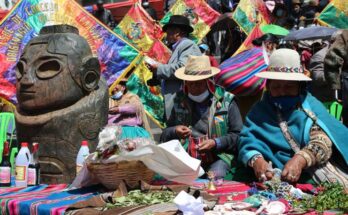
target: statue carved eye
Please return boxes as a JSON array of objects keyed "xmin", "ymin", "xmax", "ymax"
[
  {"xmin": 16, "ymin": 60, "xmax": 25, "ymax": 80},
  {"xmin": 36, "ymin": 60, "xmax": 62, "ymax": 79}
]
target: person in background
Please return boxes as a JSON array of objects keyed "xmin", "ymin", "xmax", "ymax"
[
  {"xmin": 146, "ymin": 15, "xmax": 201, "ymax": 121},
  {"xmin": 203, "ymin": 13, "xmax": 245, "ymax": 64},
  {"xmin": 298, "ymin": 40, "xmax": 314, "ymax": 76},
  {"xmin": 288, "ymin": 0, "xmax": 303, "ymax": 29},
  {"xmin": 142, "ymin": 0, "xmax": 157, "ymax": 20},
  {"xmin": 108, "ymin": 79, "xmax": 151, "ymax": 138},
  {"xmin": 300, "ymin": 0, "xmax": 320, "ymax": 27},
  {"xmin": 238, "ymin": 49, "xmax": 348, "ymax": 187},
  {"xmin": 93, "ymin": 0, "xmax": 116, "ymax": 29},
  {"xmin": 324, "ymin": 30, "xmax": 348, "ymax": 126},
  {"xmin": 252, "ymin": 33, "xmax": 279, "ymax": 57},
  {"xmin": 273, "ymin": 3, "xmax": 292, "ymax": 29},
  {"xmin": 199, "ymin": 43, "xmax": 219, "ymax": 67},
  {"xmin": 308, "ymin": 40, "xmax": 335, "ymax": 102},
  {"xmin": 161, "ymin": 55, "xmax": 243, "ymax": 179}
]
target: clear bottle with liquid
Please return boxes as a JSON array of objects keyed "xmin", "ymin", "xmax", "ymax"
[{"xmin": 76, "ymin": 140, "xmax": 90, "ymax": 175}]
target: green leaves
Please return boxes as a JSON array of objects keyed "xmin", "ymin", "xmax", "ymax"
[
  {"xmin": 107, "ymin": 190, "xmax": 176, "ymax": 208},
  {"xmin": 296, "ymin": 183, "xmax": 348, "ymax": 213}
]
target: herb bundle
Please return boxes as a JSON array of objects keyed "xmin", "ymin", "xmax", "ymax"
[
  {"xmin": 106, "ymin": 190, "xmax": 176, "ymax": 208},
  {"xmin": 295, "ymin": 183, "xmax": 348, "ymax": 213}
]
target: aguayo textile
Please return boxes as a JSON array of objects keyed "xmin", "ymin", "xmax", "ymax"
[
  {"xmin": 215, "ymin": 47, "xmax": 267, "ymax": 96},
  {"xmin": 0, "ymin": 0, "xmax": 139, "ymax": 104},
  {"xmin": 160, "ymin": 0, "xmax": 220, "ymax": 43},
  {"xmin": 318, "ymin": 0, "xmax": 348, "ymax": 29},
  {"xmin": 0, "ymin": 184, "xmax": 100, "ymax": 215}
]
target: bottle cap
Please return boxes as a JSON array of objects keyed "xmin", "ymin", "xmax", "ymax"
[
  {"xmin": 21, "ymin": 142, "xmax": 28, "ymax": 147},
  {"xmin": 3, "ymin": 141, "xmax": 9, "ymax": 155},
  {"xmin": 32, "ymin": 142, "xmax": 39, "ymax": 152},
  {"xmin": 81, "ymin": 140, "xmax": 88, "ymax": 146}
]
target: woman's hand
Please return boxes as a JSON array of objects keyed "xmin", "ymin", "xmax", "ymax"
[
  {"xmin": 281, "ymin": 155, "xmax": 307, "ymax": 183},
  {"xmin": 253, "ymin": 157, "xmax": 273, "ymax": 182},
  {"xmin": 198, "ymin": 139, "xmax": 216, "ymax": 152},
  {"xmin": 175, "ymin": 125, "xmax": 191, "ymax": 139}
]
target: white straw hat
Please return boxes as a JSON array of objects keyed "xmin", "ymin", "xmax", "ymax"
[
  {"xmin": 256, "ymin": 48, "xmax": 312, "ymax": 81},
  {"xmin": 175, "ymin": 55, "xmax": 220, "ymax": 81}
]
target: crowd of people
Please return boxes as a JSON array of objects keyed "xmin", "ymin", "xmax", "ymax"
[
  {"xmin": 1, "ymin": 0, "xmax": 347, "ymax": 188},
  {"xmin": 104, "ymin": 3, "xmax": 348, "ymax": 187}
]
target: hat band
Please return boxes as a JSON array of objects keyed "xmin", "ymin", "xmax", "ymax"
[
  {"xmin": 184, "ymin": 69, "xmax": 212, "ymax": 76},
  {"xmin": 269, "ymin": 66, "xmax": 303, "ymax": 73}
]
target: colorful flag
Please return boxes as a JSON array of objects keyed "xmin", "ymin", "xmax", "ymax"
[
  {"xmin": 114, "ymin": 2, "xmax": 172, "ymax": 127},
  {"xmin": 160, "ymin": 0, "xmax": 220, "ymax": 43},
  {"xmin": 215, "ymin": 47, "xmax": 267, "ymax": 96},
  {"xmin": 317, "ymin": 0, "xmax": 348, "ymax": 29},
  {"xmin": 233, "ymin": 25, "xmax": 263, "ymax": 56},
  {"xmin": 114, "ymin": 2, "xmax": 164, "ymax": 52},
  {"xmin": 232, "ymin": 0, "xmax": 270, "ymax": 35},
  {"xmin": 0, "ymin": 0, "xmax": 139, "ymax": 104},
  {"xmin": 127, "ymin": 40, "xmax": 172, "ymax": 127}
]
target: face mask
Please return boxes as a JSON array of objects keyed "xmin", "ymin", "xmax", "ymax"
[
  {"xmin": 111, "ymin": 91, "xmax": 123, "ymax": 100},
  {"xmin": 270, "ymin": 95, "xmax": 300, "ymax": 111},
  {"xmin": 188, "ymin": 90, "xmax": 210, "ymax": 103}
]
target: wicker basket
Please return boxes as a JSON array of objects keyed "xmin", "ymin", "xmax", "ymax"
[{"xmin": 86, "ymin": 160, "xmax": 155, "ymax": 190}]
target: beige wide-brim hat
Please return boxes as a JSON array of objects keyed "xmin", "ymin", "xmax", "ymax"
[
  {"xmin": 256, "ymin": 48, "xmax": 312, "ymax": 81},
  {"xmin": 175, "ymin": 55, "xmax": 220, "ymax": 81}
]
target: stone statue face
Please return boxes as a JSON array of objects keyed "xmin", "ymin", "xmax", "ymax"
[{"xmin": 16, "ymin": 42, "xmax": 84, "ymax": 113}]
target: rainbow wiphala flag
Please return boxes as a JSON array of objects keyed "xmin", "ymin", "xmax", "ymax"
[{"xmin": 0, "ymin": 0, "xmax": 139, "ymax": 105}]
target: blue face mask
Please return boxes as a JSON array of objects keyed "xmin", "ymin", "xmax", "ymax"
[
  {"xmin": 111, "ymin": 91, "xmax": 123, "ymax": 100},
  {"xmin": 270, "ymin": 95, "xmax": 301, "ymax": 111}
]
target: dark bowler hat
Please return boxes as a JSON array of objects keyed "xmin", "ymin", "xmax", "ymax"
[{"xmin": 163, "ymin": 15, "xmax": 194, "ymax": 33}]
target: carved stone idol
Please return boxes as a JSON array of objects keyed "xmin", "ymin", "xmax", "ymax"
[{"xmin": 15, "ymin": 25, "xmax": 109, "ymax": 184}]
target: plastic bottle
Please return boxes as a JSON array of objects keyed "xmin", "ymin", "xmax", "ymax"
[
  {"xmin": 76, "ymin": 140, "xmax": 90, "ymax": 175},
  {"xmin": 28, "ymin": 142, "xmax": 40, "ymax": 186},
  {"xmin": 15, "ymin": 142, "xmax": 30, "ymax": 187},
  {"xmin": 0, "ymin": 141, "xmax": 11, "ymax": 187}
]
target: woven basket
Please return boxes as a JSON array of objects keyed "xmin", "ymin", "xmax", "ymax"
[{"xmin": 87, "ymin": 160, "xmax": 155, "ymax": 190}]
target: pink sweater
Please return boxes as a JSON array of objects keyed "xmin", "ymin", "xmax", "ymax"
[{"xmin": 108, "ymin": 104, "xmax": 142, "ymax": 126}]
